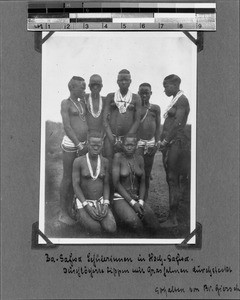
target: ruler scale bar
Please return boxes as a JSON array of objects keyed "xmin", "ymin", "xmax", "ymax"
[
  {"xmin": 27, "ymin": 22, "xmax": 216, "ymax": 31},
  {"xmin": 27, "ymin": 2, "xmax": 216, "ymax": 31},
  {"xmin": 29, "ymin": 8, "xmax": 216, "ymax": 14}
]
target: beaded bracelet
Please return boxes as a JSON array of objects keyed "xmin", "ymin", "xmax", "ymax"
[
  {"xmin": 130, "ymin": 199, "xmax": 137, "ymax": 207},
  {"xmin": 162, "ymin": 139, "xmax": 168, "ymax": 146},
  {"xmin": 100, "ymin": 199, "xmax": 110, "ymax": 205},
  {"xmin": 76, "ymin": 142, "xmax": 84, "ymax": 150},
  {"xmin": 82, "ymin": 201, "xmax": 88, "ymax": 207}
]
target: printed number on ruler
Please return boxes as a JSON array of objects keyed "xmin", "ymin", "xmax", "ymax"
[{"xmin": 64, "ymin": 23, "xmax": 71, "ymax": 29}]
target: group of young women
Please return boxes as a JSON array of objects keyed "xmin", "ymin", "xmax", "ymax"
[{"xmin": 57, "ymin": 70, "xmax": 190, "ymax": 236}]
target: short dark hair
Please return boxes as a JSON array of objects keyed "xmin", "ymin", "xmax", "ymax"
[
  {"xmin": 118, "ymin": 69, "xmax": 130, "ymax": 75},
  {"xmin": 87, "ymin": 130, "xmax": 104, "ymax": 140},
  {"xmin": 139, "ymin": 82, "xmax": 152, "ymax": 89},
  {"xmin": 123, "ymin": 133, "xmax": 138, "ymax": 144},
  {"xmin": 72, "ymin": 76, "xmax": 84, "ymax": 81},
  {"xmin": 163, "ymin": 74, "xmax": 181, "ymax": 86},
  {"xmin": 68, "ymin": 76, "xmax": 85, "ymax": 91}
]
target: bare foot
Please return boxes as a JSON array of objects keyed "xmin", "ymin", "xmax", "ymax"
[
  {"xmin": 58, "ymin": 212, "xmax": 77, "ymax": 226},
  {"xmin": 160, "ymin": 218, "xmax": 178, "ymax": 228}
]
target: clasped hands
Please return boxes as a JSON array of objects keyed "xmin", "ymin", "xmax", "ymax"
[
  {"xmin": 85, "ymin": 202, "xmax": 109, "ymax": 222},
  {"xmin": 156, "ymin": 139, "xmax": 168, "ymax": 151},
  {"xmin": 131, "ymin": 198, "xmax": 145, "ymax": 220}
]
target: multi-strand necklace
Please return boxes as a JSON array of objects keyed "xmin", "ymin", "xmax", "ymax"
[
  {"xmin": 126, "ymin": 156, "xmax": 136, "ymax": 191},
  {"xmin": 88, "ymin": 94, "xmax": 102, "ymax": 118},
  {"xmin": 114, "ymin": 89, "xmax": 132, "ymax": 114},
  {"xmin": 86, "ymin": 153, "xmax": 101, "ymax": 180},
  {"xmin": 69, "ymin": 97, "xmax": 86, "ymax": 121}
]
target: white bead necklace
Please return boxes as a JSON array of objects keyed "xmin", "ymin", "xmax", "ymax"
[
  {"xmin": 114, "ymin": 89, "xmax": 132, "ymax": 114},
  {"xmin": 69, "ymin": 97, "xmax": 86, "ymax": 121},
  {"xmin": 88, "ymin": 94, "xmax": 102, "ymax": 118},
  {"xmin": 86, "ymin": 153, "xmax": 101, "ymax": 180}
]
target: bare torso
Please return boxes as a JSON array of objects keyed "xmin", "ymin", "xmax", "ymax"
[
  {"xmin": 85, "ymin": 94, "xmax": 105, "ymax": 133},
  {"xmin": 63, "ymin": 98, "xmax": 88, "ymax": 141},
  {"xmin": 161, "ymin": 95, "xmax": 190, "ymax": 141},
  {"xmin": 118, "ymin": 153, "xmax": 143, "ymax": 197},
  {"xmin": 78, "ymin": 155, "xmax": 107, "ymax": 200},
  {"xmin": 108, "ymin": 92, "xmax": 139, "ymax": 136},
  {"xmin": 138, "ymin": 104, "xmax": 159, "ymax": 140}
]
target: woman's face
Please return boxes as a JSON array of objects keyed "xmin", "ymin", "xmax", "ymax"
[
  {"xmin": 89, "ymin": 83, "xmax": 102, "ymax": 97},
  {"xmin": 163, "ymin": 80, "xmax": 177, "ymax": 97},
  {"xmin": 117, "ymin": 74, "xmax": 131, "ymax": 93},
  {"xmin": 123, "ymin": 137, "xmax": 137, "ymax": 157},
  {"xmin": 88, "ymin": 137, "xmax": 103, "ymax": 157},
  {"xmin": 73, "ymin": 80, "xmax": 86, "ymax": 99}
]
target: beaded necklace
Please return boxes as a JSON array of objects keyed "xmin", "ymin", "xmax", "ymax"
[
  {"xmin": 126, "ymin": 156, "xmax": 136, "ymax": 191},
  {"xmin": 69, "ymin": 97, "xmax": 86, "ymax": 121},
  {"xmin": 86, "ymin": 153, "xmax": 101, "ymax": 180},
  {"xmin": 88, "ymin": 94, "xmax": 102, "ymax": 118},
  {"xmin": 114, "ymin": 89, "xmax": 132, "ymax": 114}
]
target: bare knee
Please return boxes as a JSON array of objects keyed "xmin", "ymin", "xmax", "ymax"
[
  {"xmin": 79, "ymin": 221, "xmax": 102, "ymax": 235},
  {"xmin": 143, "ymin": 205, "xmax": 160, "ymax": 232},
  {"xmin": 125, "ymin": 215, "xmax": 143, "ymax": 232},
  {"xmin": 101, "ymin": 219, "xmax": 117, "ymax": 233},
  {"xmin": 76, "ymin": 211, "xmax": 102, "ymax": 234},
  {"xmin": 101, "ymin": 210, "xmax": 117, "ymax": 233}
]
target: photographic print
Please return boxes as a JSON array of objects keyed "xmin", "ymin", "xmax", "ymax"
[
  {"xmin": 2, "ymin": 1, "xmax": 240, "ymax": 300},
  {"xmin": 39, "ymin": 31, "xmax": 197, "ymax": 244}
]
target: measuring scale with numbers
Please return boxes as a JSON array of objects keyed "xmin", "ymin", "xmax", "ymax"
[{"xmin": 27, "ymin": 2, "xmax": 216, "ymax": 31}]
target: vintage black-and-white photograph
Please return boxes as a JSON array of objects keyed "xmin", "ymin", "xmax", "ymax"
[{"xmin": 39, "ymin": 31, "xmax": 197, "ymax": 244}]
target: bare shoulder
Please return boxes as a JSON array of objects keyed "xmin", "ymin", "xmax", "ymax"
[
  {"xmin": 113, "ymin": 152, "xmax": 122, "ymax": 162},
  {"xmin": 105, "ymin": 93, "xmax": 115, "ymax": 106},
  {"xmin": 102, "ymin": 95, "xmax": 107, "ymax": 101},
  {"xmin": 132, "ymin": 93, "xmax": 141, "ymax": 102},
  {"xmin": 61, "ymin": 99, "xmax": 70, "ymax": 110},
  {"xmin": 106, "ymin": 92, "xmax": 115, "ymax": 100},
  {"xmin": 177, "ymin": 95, "xmax": 189, "ymax": 106},
  {"xmin": 150, "ymin": 103, "xmax": 160, "ymax": 113},
  {"xmin": 73, "ymin": 155, "xmax": 85, "ymax": 167},
  {"xmin": 101, "ymin": 156, "xmax": 109, "ymax": 165}
]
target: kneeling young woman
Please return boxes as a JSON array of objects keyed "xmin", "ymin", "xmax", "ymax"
[
  {"xmin": 112, "ymin": 133, "xmax": 160, "ymax": 236},
  {"xmin": 72, "ymin": 131, "xmax": 116, "ymax": 235}
]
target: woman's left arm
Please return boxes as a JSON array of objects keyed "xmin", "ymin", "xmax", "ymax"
[{"xmin": 138, "ymin": 156, "xmax": 146, "ymax": 201}]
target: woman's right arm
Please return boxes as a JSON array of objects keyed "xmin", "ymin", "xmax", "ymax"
[
  {"xmin": 61, "ymin": 100, "xmax": 80, "ymax": 146},
  {"xmin": 72, "ymin": 158, "xmax": 86, "ymax": 203}
]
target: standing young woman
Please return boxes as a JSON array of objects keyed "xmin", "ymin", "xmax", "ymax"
[{"xmin": 59, "ymin": 76, "xmax": 88, "ymax": 225}]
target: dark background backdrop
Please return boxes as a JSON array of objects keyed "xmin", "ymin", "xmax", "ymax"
[{"xmin": 1, "ymin": 0, "xmax": 239, "ymax": 299}]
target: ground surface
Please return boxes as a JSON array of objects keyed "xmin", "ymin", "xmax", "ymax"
[{"xmin": 44, "ymin": 121, "xmax": 190, "ymax": 240}]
